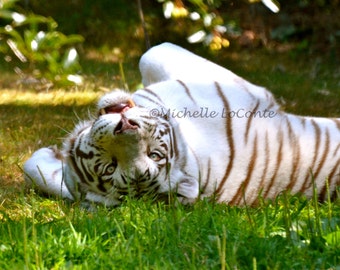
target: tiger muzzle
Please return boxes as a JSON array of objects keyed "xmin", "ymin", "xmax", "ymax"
[{"xmin": 114, "ymin": 115, "xmax": 140, "ymax": 135}]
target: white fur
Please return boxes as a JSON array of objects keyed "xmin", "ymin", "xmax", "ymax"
[
  {"xmin": 97, "ymin": 89, "xmax": 132, "ymax": 111},
  {"xmin": 139, "ymin": 42, "xmax": 272, "ymax": 101},
  {"xmin": 24, "ymin": 43, "xmax": 340, "ymax": 206},
  {"xmin": 24, "ymin": 147, "xmax": 73, "ymax": 199},
  {"xmin": 133, "ymin": 81, "xmax": 340, "ymax": 204}
]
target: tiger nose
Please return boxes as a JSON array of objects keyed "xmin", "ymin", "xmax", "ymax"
[{"xmin": 114, "ymin": 116, "xmax": 139, "ymax": 135}]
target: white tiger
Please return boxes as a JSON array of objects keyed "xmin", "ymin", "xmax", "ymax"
[{"xmin": 24, "ymin": 43, "xmax": 340, "ymax": 206}]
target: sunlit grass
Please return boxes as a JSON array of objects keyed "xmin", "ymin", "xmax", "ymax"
[
  {"xmin": 0, "ymin": 89, "xmax": 102, "ymax": 106},
  {"xmin": 0, "ymin": 89, "xmax": 103, "ymax": 191}
]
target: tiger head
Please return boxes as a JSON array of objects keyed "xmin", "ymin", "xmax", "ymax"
[{"xmin": 63, "ymin": 90, "xmax": 199, "ymax": 206}]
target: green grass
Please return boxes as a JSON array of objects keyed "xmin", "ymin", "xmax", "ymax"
[
  {"xmin": 0, "ymin": 193, "xmax": 339, "ymax": 269},
  {"xmin": 0, "ymin": 48, "xmax": 339, "ymax": 269}
]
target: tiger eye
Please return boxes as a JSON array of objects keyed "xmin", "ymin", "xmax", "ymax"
[
  {"xmin": 149, "ymin": 152, "xmax": 163, "ymax": 162},
  {"xmin": 104, "ymin": 164, "xmax": 115, "ymax": 175}
]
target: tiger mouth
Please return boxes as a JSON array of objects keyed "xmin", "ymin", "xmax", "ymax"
[
  {"xmin": 97, "ymin": 99, "xmax": 139, "ymax": 134},
  {"xmin": 99, "ymin": 99, "xmax": 135, "ymax": 115}
]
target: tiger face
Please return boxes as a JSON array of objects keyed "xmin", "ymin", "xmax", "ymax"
[{"xmin": 63, "ymin": 90, "xmax": 199, "ymax": 206}]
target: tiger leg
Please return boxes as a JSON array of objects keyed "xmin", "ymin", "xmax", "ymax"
[{"xmin": 23, "ymin": 146, "xmax": 73, "ymax": 200}]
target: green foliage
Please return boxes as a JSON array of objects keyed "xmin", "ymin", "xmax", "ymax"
[
  {"xmin": 25, "ymin": 0, "xmax": 142, "ymax": 49},
  {"xmin": 156, "ymin": 0, "xmax": 280, "ymax": 50},
  {"xmin": 0, "ymin": 0, "xmax": 84, "ymax": 87}
]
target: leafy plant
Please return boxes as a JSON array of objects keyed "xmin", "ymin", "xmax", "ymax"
[
  {"xmin": 0, "ymin": 0, "xmax": 84, "ymax": 88},
  {"xmin": 156, "ymin": 0, "xmax": 280, "ymax": 50}
]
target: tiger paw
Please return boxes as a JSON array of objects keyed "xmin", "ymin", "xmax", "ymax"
[{"xmin": 23, "ymin": 147, "xmax": 73, "ymax": 199}]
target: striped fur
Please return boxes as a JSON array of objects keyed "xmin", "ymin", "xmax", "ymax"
[
  {"xmin": 133, "ymin": 80, "xmax": 340, "ymax": 204},
  {"xmin": 24, "ymin": 79, "xmax": 340, "ymax": 206}
]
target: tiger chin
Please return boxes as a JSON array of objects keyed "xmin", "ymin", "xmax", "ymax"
[{"xmin": 24, "ymin": 44, "xmax": 340, "ymax": 207}]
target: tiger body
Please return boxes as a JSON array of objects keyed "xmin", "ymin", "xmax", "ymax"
[
  {"xmin": 23, "ymin": 44, "xmax": 340, "ymax": 206},
  {"xmin": 129, "ymin": 81, "xmax": 340, "ymax": 205}
]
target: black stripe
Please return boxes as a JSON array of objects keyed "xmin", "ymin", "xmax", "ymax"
[
  {"xmin": 244, "ymin": 101, "xmax": 260, "ymax": 145},
  {"xmin": 263, "ymin": 126, "xmax": 284, "ymax": 198},
  {"xmin": 301, "ymin": 119, "xmax": 321, "ymax": 192},
  {"xmin": 313, "ymin": 128, "xmax": 330, "ymax": 180},
  {"xmin": 134, "ymin": 88, "xmax": 164, "ymax": 107},
  {"xmin": 286, "ymin": 116, "xmax": 301, "ymax": 192},
  {"xmin": 176, "ymin": 80, "xmax": 197, "ymax": 104},
  {"xmin": 201, "ymin": 158, "xmax": 211, "ymax": 194},
  {"xmin": 230, "ymin": 133, "xmax": 258, "ymax": 205},
  {"xmin": 214, "ymin": 82, "xmax": 235, "ymax": 197},
  {"xmin": 255, "ymin": 130, "xmax": 270, "ymax": 205}
]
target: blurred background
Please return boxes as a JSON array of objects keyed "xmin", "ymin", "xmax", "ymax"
[
  {"xmin": 0, "ymin": 0, "xmax": 339, "ymax": 99},
  {"xmin": 21, "ymin": 0, "xmax": 340, "ymax": 53}
]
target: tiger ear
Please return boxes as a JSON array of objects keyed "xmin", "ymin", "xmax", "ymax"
[{"xmin": 176, "ymin": 176, "xmax": 199, "ymax": 204}]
